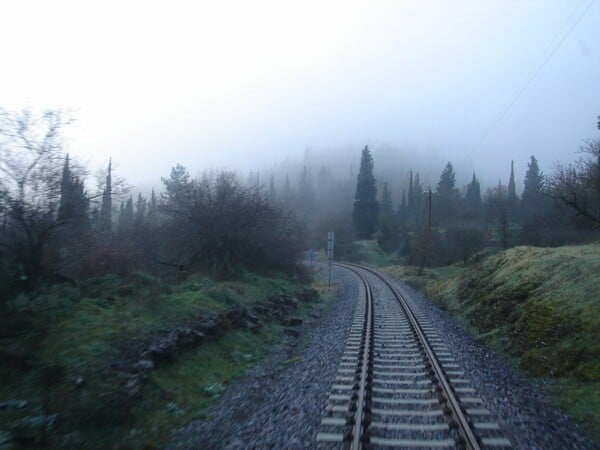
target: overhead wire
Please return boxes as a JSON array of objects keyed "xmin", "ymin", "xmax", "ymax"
[{"xmin": 464, "ymin": 0, "xmax": 596, "ymax": 161}]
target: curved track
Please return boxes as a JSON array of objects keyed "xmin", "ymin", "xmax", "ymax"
[{"xmin": 317, "ymin": 263, "xmax": 511, "ymax": 449}]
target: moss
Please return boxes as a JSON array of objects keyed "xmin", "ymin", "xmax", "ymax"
[
  {"xmin": 347, "ymin": 240, "xmax": 392, "ymax": 266},
  {"xmin": 572, "ymin": 362, "xmax": 600, "ymax": 381}
]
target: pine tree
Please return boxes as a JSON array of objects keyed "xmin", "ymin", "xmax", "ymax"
[
  {"xmin": 521, "ymin": 155, "xmax": 545, "ymax": 244},
  {"xmin": 522, "ymin": 155, "xmax": 544, "ymax": 206},
  {"xmin": 352, "ymin": 146, "xmax": 379, "ymax": 238},
  {"xmin": 436, "ymin": 162, "xmax": 457, "ymax": 198},
  {"xmin": 436, "ymin": 162, "xmax": 459, "ymax": 224}
]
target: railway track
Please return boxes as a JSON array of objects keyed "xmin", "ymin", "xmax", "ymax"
[{"xmin": 317, "ymin": 263, "xmax": 511, "ymax": 449}]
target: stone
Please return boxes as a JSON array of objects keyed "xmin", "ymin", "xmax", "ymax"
[
  {"xmin": 287, "ymin": 317, "xmax": 303, "ymax": 327},
  {"xmin": 284, "ymin": 328, "xmax": 300, "ymax": 338},
  {"xmin": 124, "ymin": 376, "xmax": 143, "ymax": 399},
  {"xmin": 132, "ymin": 359, "xmax": 154, "ymax": 371},
  {"xmin": 0, "ymin": 430, "xmax": 14, "ymax": 446},
  {"xmin": 60, "ymin": 431, "xmax": 85, "ymax": 448},
  {"xmin": 10, "ymin": 414, "xmax": 57, "ymax": 443},
  {"xmin": 0, "ymin": 400, "xmax": 28, "ymax": 410}
]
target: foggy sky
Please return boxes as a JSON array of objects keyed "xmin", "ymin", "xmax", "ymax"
[{"xmin": 2, "ymin": 0, "xmax": 599, "ymax": 190}]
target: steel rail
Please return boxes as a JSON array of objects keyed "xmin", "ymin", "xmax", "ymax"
[
  {"xmin": 338, "ymin": 263, "xmax": 373, "ymax": 450},
  {"xmin": 343, "ymin": 262, "xmax": 482, "ymax": 450}
]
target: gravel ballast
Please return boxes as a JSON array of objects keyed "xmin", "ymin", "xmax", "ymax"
[{"xmin": 167, "ymin": 264, "xmax": 597, "ymax": 449}]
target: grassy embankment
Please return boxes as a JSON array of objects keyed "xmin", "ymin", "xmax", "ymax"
[
  {"xmin": 0, "ymin": 270, "xmax": 334, "ymax": 448},
  {"xmin": 382, "ymin": 243, "xmax": 600, "ymax": 442},
  {"xmin": 315, "ymin": 239, "xmax": 398, "ymax": 266}
]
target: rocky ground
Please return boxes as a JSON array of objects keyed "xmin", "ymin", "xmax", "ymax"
[{"xmin": 166, "ymin": 264, "xmax": 598, "ymax": 449}]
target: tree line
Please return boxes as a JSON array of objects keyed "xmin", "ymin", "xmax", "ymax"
[
  {"xmin": 0, "ymin": 108, "xmax": 305, "ymax": 302},
  {"xmin": 2, "ymin": 107, "xmax": 598, "ymax": 300},
  {"xmin": 348, "ymin": 118, "xmax": 600, "ymax": 267}
]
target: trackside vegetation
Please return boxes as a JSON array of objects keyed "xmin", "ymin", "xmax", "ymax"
[
  {"xmin": 383, "ymin": 243, "xmax": 600, "ymax": 441},
  {"xmin": 0, "ymin": 271, "xmax": 334, "ymax": 448}
]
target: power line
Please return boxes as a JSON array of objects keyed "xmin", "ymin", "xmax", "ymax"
[{"xmin": 465, "ymin": 0, "xmax": 596, "ymax": 160}]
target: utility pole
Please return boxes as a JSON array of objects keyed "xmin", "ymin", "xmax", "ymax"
[
  {"xmin": 428, "ymin": 189, "xmax": 432, "ymax": 233},
  {"xmin": 420, "ymin": 189, "xmax": 433, "ymax": 274}
]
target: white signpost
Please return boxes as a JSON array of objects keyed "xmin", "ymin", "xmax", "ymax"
[{"xmin": 327, "ymin": 231, "xmax": 334, "ymax": 290}]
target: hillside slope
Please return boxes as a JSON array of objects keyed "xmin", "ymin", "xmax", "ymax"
[{"xmin": 384, "ymin": 243, "xmax": 600, "ymax": 441}]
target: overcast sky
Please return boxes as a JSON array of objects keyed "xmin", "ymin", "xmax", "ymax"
[{"xmin": 1, "ymin": 0, "xmax": 599, "ymax": 188}]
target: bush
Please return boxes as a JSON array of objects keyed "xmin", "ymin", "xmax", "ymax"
[
  {"xmin": 441, "ymin": 227, "xmax": 486, "ymax": 264},
  {"xmin": 160, "ymin": 168, "xmax": 305, "ymax": 277}
]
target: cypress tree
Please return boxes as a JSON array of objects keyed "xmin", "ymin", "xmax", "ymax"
[
  {"xmin": 118, "ymin": 201, "xmax": 125, "ymax": 234},
  {"xmin": 297, "ymin": 166, "xmax": 314, "ymax": 214},
  {"xmin": 412, "ymin": 173, "xmax": 423, "ymax": 214},
  {"xmin": 352, "ymin": 146, "xmax": 379, "ymax": 238},
  {"xmin": 283, "ymin": 174, "xmax": 293, "ymax": 204},
  {"xmin": 507, "ymin": 160, "xmax": 517, "ymax": 205},
  {"xmin": 118, "ymin": 196, "xmax": 134, "ymax": 235},
  {"xmin": 465, "ymin": 172, "xmax": 482, "ymax": 210},
  {"xmin": 399, "ymin": 189, "xmax": 407, "ymax": 221},
  {"xmin": 463, "ymin": 172, "xmax": 482, "ymax": 220},
  {"xmin": 99, "ymin": 158, "xmax": 112, "ymax": 233},
  {"xmin": 58, "ymin": 154, "xmax": 89, "ymax": 227},
  {"xmin": 269, "ymin": 174, "xmax": 276, "ymax": 201},
  {"xmin": 381, "ymin": 182, "xmax": 392, "ymax": 213},
  {"xmin": 147, "ymin": 189, "xmax": 157, "ymax": 227},
  {"xmin": 58, "ymin": 154, "xmax": 72, "ymax": 223},
  {"xmin": 135, "ymin": 193, "xmax": 147, "ymax": 231},
  {"xmin": 407, "ymin": 170, "xmax": 414, "ymax": 214},
  {"xmin": 378, "ymin": 181, "xmax": 401, "ymax": 252}
]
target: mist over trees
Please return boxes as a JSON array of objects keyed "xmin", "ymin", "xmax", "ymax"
[
  {"xmin": 256, "ymin": 116, "xmax": 600, "ymax": 265},
  {"xmin": 1, "ymin": 107, "xmax": 599, "ymax": 301},
  {"xmin": 0, "ymin": 109, "xmax": 307, "ymax": 302}
]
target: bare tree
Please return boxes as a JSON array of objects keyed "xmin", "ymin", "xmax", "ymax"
[
  {"xmin": 547, "ymin": 139, "xmax": 600, "ymax": 227},
  {"xmin": 0, "ymin": 108, "xmax": 71, "ymax": 285}
]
